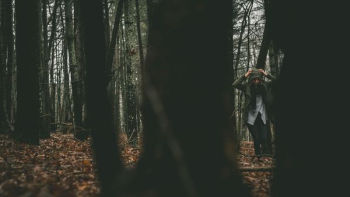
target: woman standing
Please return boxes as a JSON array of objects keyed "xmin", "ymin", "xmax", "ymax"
[{"xmin": 232, "ymin": 68, "xmax": 276, "ymax": 159}]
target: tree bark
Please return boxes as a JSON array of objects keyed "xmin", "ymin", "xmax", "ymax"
[
  {"xmin": 106, "ymin": 0, "xmax": 124, "ymax": 82},
  {"xmin": 124, "ymin": 0, "xmax": 137, "ymax": 141},
  {"xmin": 79, "ymin": 0, "xmax": 123, "ymax": 196},
  {"xmin": 40, "ymin": 0, "xmax": 53, "ymax": 137},
  {"xmin": 13, "ymin": 0, "xmax": 42, "ymax": 144},
  {"xmin": 135, "ymin": 0, "xmax": 144, "ymax": 135},
  {"xmin": 234, "ymin": 1, "xmax": 253, "ymax": 79},
  {"xmin": 131, "ymin": 1, "xmax": 251, "ymax": 196},
  {"xmin": 3, "ymin": 0, "xmax": 14, "ymax": 125},
  {"xmin": 73, "ymin": 0, "xmax": 86, "ymax": 135},
  {"xmin": 256, "ymin": 0, "xmax": 272, "ymax": 69},
  {"xmin": 0, "ymin": 0, "xmax": 14, "ymax": 133},
  {"xmin": 268, "ymin": 40, "xmax": 279, "ymax": 76},
  {"xmin": 64, "ymin": 0, "xmax": 84, "ymax": 138},
  {"xmin": 270, "ymin": 1, "xmax": 349, "ymax": 196}
]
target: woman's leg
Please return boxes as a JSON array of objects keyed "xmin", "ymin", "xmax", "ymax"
[
  {"xmin": 256, "ymin": 114, "xmax": 269, "ymax": 154},
  {"xmin": 247, "ymin": 122, "xmax": 261, "ymax": 156}
]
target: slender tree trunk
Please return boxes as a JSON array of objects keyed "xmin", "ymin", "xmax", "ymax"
[
  {"xmin": 105, "ymin": 0, "xmax": 124, "ymax": 139},
  {"xmin": 73, "ymin": 0, "xmax": 86, "ymax": 137},
  {"xmin": 255, "ymin": 0, "xmax": 274, "ymax": 154},
  {"xmin": 13, "ymin": 0, "xmax": 42, "ymax": 144},
  {"xmin": 106, "ymin": 0, "xmax": 124, "ymax": 83},
  {"xmin": 0, "ymin": 0, "xmax": 14, "ymax": 133},
  {"xmin": 3, "ymin": 0, "xmax": 14, "ymax": 125},
  {"xmin": 256, "ymin": 0, "xmax": 272, "ymax": 69},
  {"xmin": 79, "ymin": 0, "xmax": 123, "ymax": 196},
  {"xmin": 103, "ymin": 0, "xmax": 110, "ymax": 47},
  {"xmin": 38, "ymin": 0, "xmax": 51, "ymax": 138},
  {"xmin": 0, "ymin": 17, "xmax": 8, "ymax": 133},
  {"xmin": 62, "ymin": 37, "xmax": 71, "ymax": 124},
  {"xmin": 234, "ymin": 1, "xmax": 253, "ymax": 79},
  {"xmin": 39, "ymin": 0, "xmax": 53, "ymax": 137},
  {"xmin": 64, "ymin": 0, "xmax": 84, "ymax": 137},
  {"xmin": 56, "ymin": 48, "xmax": 62, "ymax": 125},
  {"xmin": 120, "ymin": 20, "xmax": 128, "ymax": 135},
  {"xmin": 135, "ymin": 0, "xmax": 144, "ymax": 135},
  {"xmin": 49, "ymin": 0, "xmax": 61, "ymax": 132},
  {"xmin": 247, "ymin": 10, "xmax": 251, "ymax": 68},
  {"xmin": 124, "ymin": 0, "xmax": 137, "ymax": 141},
  {"xmin": 268, "ymin": 40, "xmax": 279, "ymax": 76}
]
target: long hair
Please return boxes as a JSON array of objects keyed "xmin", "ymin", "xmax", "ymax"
[{"xmin": 249, "ymin": 81, "xmax": 267, "ymax": 110}]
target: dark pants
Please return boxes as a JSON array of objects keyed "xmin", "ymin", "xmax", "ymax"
[{"xmin": 247, "ymin": 113, "xmax": 269, "ymax": 156}]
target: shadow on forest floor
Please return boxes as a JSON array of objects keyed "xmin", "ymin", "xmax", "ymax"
[{"xmin": 0, "ymin": 133, "xmax": 273, "ymax": 197}]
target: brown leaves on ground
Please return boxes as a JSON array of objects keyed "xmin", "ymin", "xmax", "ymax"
[
  {"xmin": 239, "ymin": 141, "xmax": 274, "ymax": 197},
  {"xmin": 0, "ymin": 134, "xmax": 272, "ymax": 197},
  {"xmin": 118, "ymin": 132, "xmax": 142, "ymax": 168},
  {"xmin": 0, "ymin": 133, "xmax": 100, "ymax": 197}
]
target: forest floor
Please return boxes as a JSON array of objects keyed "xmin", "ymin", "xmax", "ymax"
[{"xmin": 0, "ymin": 133, "xmax": 274, "ymax": 197}]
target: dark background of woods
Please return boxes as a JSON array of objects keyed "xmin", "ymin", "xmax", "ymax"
[{"xmin": 0, "ymin": 0, "xmax": 349, "ymax": 197}]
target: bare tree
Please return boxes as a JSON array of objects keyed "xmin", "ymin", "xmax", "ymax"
[
  {"xmin": 12, "ymin": 0, "xmax": 42, "ymax": 144},
  {"xmin": 79, "ymin": 0, "xmax": 123, "ymax": 196}
]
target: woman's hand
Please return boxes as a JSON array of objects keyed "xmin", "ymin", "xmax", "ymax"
[
  {"xmin": 245, "ymin": 69, "xmax": 252, "ymax": 77},
  {"xmin": 258, "ymin": 68, "xmax": 268, "ymax": 76}
]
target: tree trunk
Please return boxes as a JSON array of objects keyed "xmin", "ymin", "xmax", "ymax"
[
  {"xmin": 62, "ymin": 37, "xmax": 71, "ymax": 124},
  {"xmin": 13, "ymin": 0, "xmax": 42, "ymax": 144},
  {"xmin": 131, "ymin": 1, "xmax": 251, "ymax": 196},
  {"xmin": 49, "ymin": 0, "xmax": 61, "ymax": 132},
  {"xmin": 0, "ymin": 17, "xmax": 8, "ymax": 133},
  {"xmin": 234, "ymin": 1, "xmax": 253, "ymax": 79},
  {"xmin": 39, "ymin": 0, "xmax": 52, "ymax": 138},
  {"xmin": 135, "ymin": 0, "xmax": 144, "ymax": 135},
  {"xmin": 270, "ymin": 1, "xmax": 349, "ymax": 196},
  {"xmin": 79, "ymin": 0, "xmax": 123, "ymax": 196},
  {"xmin": 123, "ymin": 0, "xmax": 137, "ymax": 142},
  {"xmin": 256, "ymin": 0, "xmax": 271, "ymax": 69},
  {"xmin": 105, "ymin": 0, "xmax": 124, "ymax": 140},
  {"xmin": 226, "ymin": 1, "xmax": 239, "ymax": 153},
  {"xmin": 103, "ymin": 0, "xmax": 110, "ymax": 48},
  {"xmin": 268, "ymin": 40, "xmax": 279, "ymax": 76},
  {"xmin": 64, "ymin": 0, "xmax": 84, "ymax": 138},
  {"xmin": 73, "ymin": 0, "xmax": 86, "ymax": 138},
  {"xmin": 106, "ymin": 0, "xmax": 124, "ymax": 82},
  {"xmin": 3, "ymin": 0, "xmax": 14, "ymax": 125},
  {"xmin": 0, "ymin": 0, "xmax": 14, "ymax": 133}
]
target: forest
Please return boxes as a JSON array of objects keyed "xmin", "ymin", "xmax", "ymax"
[{"xmin": 0, "ymin": 0, "xmax": 348, "ymax": 197}]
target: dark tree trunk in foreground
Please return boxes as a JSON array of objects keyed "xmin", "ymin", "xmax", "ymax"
[
  {"xmin": 0, "ymin": 0, "xmax": 12, "ymax": 133},
  {"xmin": 255, "ymin": 0, "xmax": 274, "ymax": 154},
  {"xmin": 79, "ymin": 0, "xmax": 123, "ymax": 196},
  {"xmin": 226, "ymin": 1, "xmax": 238, "ymax": 151},
  {"xmin": 0, "ymin": 18, "xmax": 9, "ymax": 133},
  {"xmin": 271, "ymin": 1, "xmax": 349, "ymax": 197},
  {"xmin": 129, "ymin": 1, "xmax": 251, "ymax": 197},
  {"xmin": 12, "ymin": 0, "xmax": 41, "ymax": 144},
  {"xmin": 3, "ymin": 0, "xmax": 15, "ymax": 126}
]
